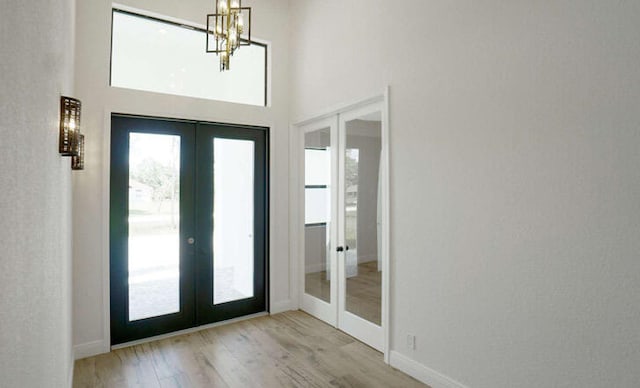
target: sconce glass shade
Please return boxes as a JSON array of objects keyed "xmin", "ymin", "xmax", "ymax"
[
  {"xmin": 72, "ymin": 134, "xmax": 85, "ymax": 170},
  {"xmin": 59, "ymin": 96, "xmax": 81, "ymax": 156}
]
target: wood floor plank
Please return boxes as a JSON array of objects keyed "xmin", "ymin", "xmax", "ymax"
[{"xmin": 74, "ymin": 311, "xmax": 427, "ymax": 388}]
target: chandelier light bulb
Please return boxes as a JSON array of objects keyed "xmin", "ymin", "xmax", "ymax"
[
  {"xmin": 207, "ymin": 0, "xmax": 251, "ymax": 71},
  {"xmin": 237, "ymin": 14, "xmax": 244, "ymax": 33},
  {"xmin": 218, "ymin": 0, "xmax": 228, "ymax": 14},
  {"xmin": 229, "ymin": 29, "xmax": 238, "ymax": 46}
]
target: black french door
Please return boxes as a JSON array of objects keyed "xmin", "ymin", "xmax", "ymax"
[{"xmin": 110, "ymin": 114, "xmax": 267, "ymax": 345}]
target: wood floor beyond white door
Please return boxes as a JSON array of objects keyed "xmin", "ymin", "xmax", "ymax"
[{"xmin": 73, "ymin": 311, "xmax": 426, "ymax": 388}]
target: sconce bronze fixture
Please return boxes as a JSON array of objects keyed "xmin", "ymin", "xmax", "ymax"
[
  {"xmin": 59, "ymin": 96, "xmax": 81, "ymax": 156},
  {"xmin": 59, "ymin": 96, "xmax": 85, "ymax": 170},
  {"xmin": 72, "ymin": 134, "xmax": 85, "ymax": 170}
]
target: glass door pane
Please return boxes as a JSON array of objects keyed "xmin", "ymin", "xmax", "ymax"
[
  {"xmin": 128, "ymin": 133, "xmax": 181, "ymax": 321},
  {"xmin": 344, "ymin": 118, "xmax": 382, "ymax": 326},
  {"xmin": 213, "ymin": 138, "xmax": 255, "ymax": 304},
  {"xmin": 195, "ymin": 124, "xmax": 267, "ymax": 325},
  {"xmin": 111, "ymin": 115, "xmax": 267, "ymax": 344},
  {"xmin": 304, "ymin": 127, "xmax": 332, "ymax": 303},
  {"xmin": 111, "ymin": 115, "xmax": 196, "ymax": 345}
]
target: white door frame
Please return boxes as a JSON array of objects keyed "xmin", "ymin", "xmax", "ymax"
[{"xmin": 291, "ymin": 88, "xmax": 391, "ymax": 362}]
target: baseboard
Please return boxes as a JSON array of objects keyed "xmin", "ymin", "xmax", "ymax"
[
  {"xmin": 68, "ymin": 349, "xmax": 75, "ymax": 388},
  {"xmin": 304, "ymin": 262, "xmax": 327, "ymax": 274},
  {"xmin": 74, "ymin": 339, "xmax": 108, "ymax": 360},
  {"xmin": 389, "ymin": 351, "xmax": 469, "ymax": 388},
  {"xmin": 270, "ymin": 299, "xmax": 295, "ymax": 314}
]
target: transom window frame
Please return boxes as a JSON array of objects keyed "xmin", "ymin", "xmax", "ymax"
[{"xmin": 109, "ymin": 7, "xmax": 269, "ymax": 107}]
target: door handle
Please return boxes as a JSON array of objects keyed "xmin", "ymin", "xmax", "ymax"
[
  {"xmin": 336, "ymin": 246, "xmax": 344, "ymax": 252},
  {"xmin": 187, "ymin": 237, "xmax": 195, "ymax": 245},
  {"xmin": 345, "ymin": 245, "xmax": 349, "ymax": 251}
]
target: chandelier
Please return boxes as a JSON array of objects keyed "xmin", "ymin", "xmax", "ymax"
[{"xmin": 206, "ymin": 0, "xmax": 252, "ymax": 71}]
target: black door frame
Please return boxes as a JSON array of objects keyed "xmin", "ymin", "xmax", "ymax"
[
  {"xmin": 110, "ymin": 113, "xmax": 269, "ymax": 345},
  {"xmin": 195, "ymin": 123, "xmax": 268, "ymax": 324}
]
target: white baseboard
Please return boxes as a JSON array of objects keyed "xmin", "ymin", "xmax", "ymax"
[
  {"xmin": 270, "ymin": 299, "xmax": 295, "ymax": 314},
  {"xmin": 304, "ymin": 262, "xmax": 327, "ymax": 274},
  {"xmin": 74, "ymin": 340, "xmax": 108, "ymax": 360},
  {"xmin": 389, "ymin": 351, "xmax": 469, "ymax": 388},
  {"xmin": 68, "ymin": 350, "xmax": 75, "ymax": 388}
]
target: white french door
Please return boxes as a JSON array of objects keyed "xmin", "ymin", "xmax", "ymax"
[
  {"xmin": 300, "ymin": 116, "xmax": 339, "ymax": 326},
  {"xmin": 300, "ymin": 98, "xmax": 387, "ymax": 353}
]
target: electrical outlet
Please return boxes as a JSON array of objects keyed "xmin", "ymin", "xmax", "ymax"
[{"xmin": 406, "ymin": 334, "xmax": 416, "ymax": 350}]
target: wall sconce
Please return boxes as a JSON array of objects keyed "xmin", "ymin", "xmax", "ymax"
[
  {"xmin": 71, "ymin": 134, "xmax": 85, "ymax": 170},
  {"xmin": 59, "ymin": 96, "xmax": 85, "ymax": 170},
  {"xmin": 59, "ymin": 96, "xmax": 81, "ymax": 156}
]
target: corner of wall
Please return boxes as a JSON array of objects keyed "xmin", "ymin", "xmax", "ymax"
[
  {"xmin": 270, "ymin": 299, "xmax": 296, "ymax": 314},
  {"xmin": 74, "ymin": 340, "xmax": 110, "ymax": 361}
]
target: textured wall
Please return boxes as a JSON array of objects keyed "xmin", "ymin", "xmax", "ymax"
[
  {"xmin": 0, "ymin": 0, "xmax": 75, "ymax": 386},
  {"xmin": 290, "ymin": 1, "xmax": 640, "ymax": 387}
]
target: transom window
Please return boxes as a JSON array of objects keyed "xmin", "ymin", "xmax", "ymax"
[{"xmin": 110, "ymin": 9, "xmax": 267, "ymax": 106}]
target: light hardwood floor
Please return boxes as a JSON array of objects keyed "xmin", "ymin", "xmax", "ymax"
[{"xmin": 74, "ymin": 311, "xmax": 426, "ymax": 388}]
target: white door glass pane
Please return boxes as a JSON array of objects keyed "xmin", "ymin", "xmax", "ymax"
[
  {"xmin": 344, "ymin": 119, "xmax": 382, "ymax": 326},
  {"xmin": 128, "ymin": 133, "xmax": 181, "ymax": 321},
  {"xmin": 213, "ymin": 138, "xmax": 255, "ymax": 304},
  {"xmin": 305, "ymin": 188, "xmax": 329, "ymax": 224},
  {"xmin": 304, "ymin": 128, "xmax": 332, "ymax": 303},
  {"xmin": 305, "ymin": 149, "xmax": 330, "ymax": 185},
  {"xmin": 111, "ymin": 10, "xmax": 266, "ymax": 106}
]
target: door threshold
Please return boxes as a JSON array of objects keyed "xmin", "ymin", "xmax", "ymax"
[{"xmin": 111, "ymin": 311, "xmax": 268, "ymax": 350}]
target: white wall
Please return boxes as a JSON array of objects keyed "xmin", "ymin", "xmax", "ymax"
[
  {"xmin": 290, "ymin": 1, "xmax": 640, "ymax": 387},
  {"xmin": 73, "ymin": 0, "xmax": 291, "ymax": 356},
  {"xmin": 0, "ymin": 0, "xmax": 75, "ymax": 386}
]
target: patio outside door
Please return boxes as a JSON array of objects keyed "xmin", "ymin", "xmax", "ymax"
[{"xmin": 110, "ymin": 114, "xmax": 267, "ymax": 345}]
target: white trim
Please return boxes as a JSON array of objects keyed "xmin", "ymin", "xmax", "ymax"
[
  {"xmin": 101, "ymin": 109, "xmax": 112, "ymax": 352},
  {"xmin": 293, "ymin": 93, "xmax": 385, "ymax": 127},
  {"xmin": 389, "ymin": 351, "xmax": 470, "ymax": 388},
  {"xmin": 112, "ymin": 3, "xmax": 204, "ymax": 30},
  {"xmin": 288, "ymin": 123, "xmax": 301, "ymax": 310},
  {"xmin": 74, "ymin": 340, "xmax": 107, "ymax": 360},
  {"xmin": 291, "ymin": 89, "xmax": 391, "ymax": 361},
  {"xmin": 270, "ymin": 299, "xmax": 295, "ymax": 314},
  {"xmin": 111, "ymin": 312, "xmax": 268, "ymax": 350},
  {"xmin": 382, "ymin": 85, "xmax": 391, "ymax": 363},
  {"xmin": 68, "ymin": 349, "xmax": 75, "ymax": 387}
]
